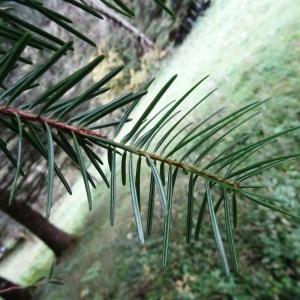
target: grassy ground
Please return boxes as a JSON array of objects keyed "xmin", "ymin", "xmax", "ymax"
[{"xmin": 3, "ymin": 0, "xmax": 300, "ymax": 299}]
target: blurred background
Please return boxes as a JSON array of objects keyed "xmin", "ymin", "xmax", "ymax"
[{"xmin": 0, "ymin": 0, "xmax": 300, "ymax": 299}]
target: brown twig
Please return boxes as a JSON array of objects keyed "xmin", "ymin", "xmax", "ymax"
[
  {"xmin": 0, "ymin": 279, "xmax": 46, "ymax": 294},
  {"xmin": 0, "ymin": 106, "xmax": 107, "ymax": 138},
  {"xmin": 0, "ymin": 105, "xmax": 241, "ymax": 190}
]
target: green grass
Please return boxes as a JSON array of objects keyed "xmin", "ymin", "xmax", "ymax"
[
  {"xmin": 5, "ymin": 0, "xmax": 300, "ymax": 298},
  {"xmin": 37, "ymin": 176, "xmax": 300, "ymax": 299}
]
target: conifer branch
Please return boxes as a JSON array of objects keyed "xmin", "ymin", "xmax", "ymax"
[{"xmin": 0, "ymin": 106, "xmax": 107, "ymax": 138}]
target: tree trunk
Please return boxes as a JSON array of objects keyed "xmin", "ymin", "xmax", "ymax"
[
  {"xmin": 0, "ymin": 199, "xmax": 76, "ymax": 257},
  {"xmin": 0, "ymin": 276, "xmax": 31, "ymax": 300},
  {"xmin": 90, "ymin": 0, "xmax": 155, "ymax": 48}
]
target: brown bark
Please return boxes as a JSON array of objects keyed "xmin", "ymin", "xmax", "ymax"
[
  {"xmin": 0, "ymin": 198, "xmax": 76, "ymax": 257},
  {"xmin": 0, "ymin": 276, "xmax": 32, "ymax": 300}
]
